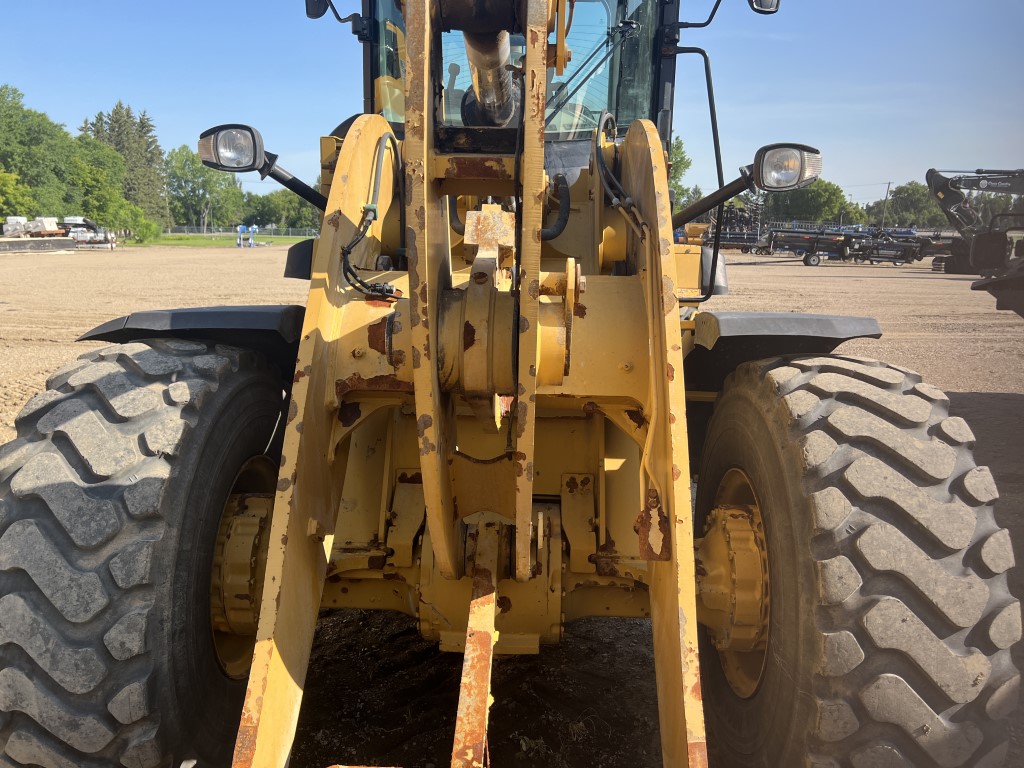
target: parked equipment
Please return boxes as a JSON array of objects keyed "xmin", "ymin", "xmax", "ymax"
[
  {"xmin": 0, "ymin": 2, "xmax": 1018, "ymax": 767},
  {"xmin": 0, "ymin": 216, "xmax": 114, "ymax": 253},
  {"xmin": 927, "ymin": 168, "xmax": 1024, "ymax": 316}
]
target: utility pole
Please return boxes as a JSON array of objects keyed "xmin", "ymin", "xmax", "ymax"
[{"xmin": 880, "ymin": 181, "xmax": 892, "ymax": 231}]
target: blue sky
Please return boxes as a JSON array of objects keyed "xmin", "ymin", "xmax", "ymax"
[{"xmin": 1, "ymin": 0, "xmax": 1021, "ymax": 207}]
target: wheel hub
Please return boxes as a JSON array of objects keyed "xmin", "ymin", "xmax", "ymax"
[
  {"xmin": 695, "ymin": 468, "xmax": 771, "ymax": 698},
  {"xmin": 695, "ymin": 505, "xmax": 769, "ymax": 653},
  {"xmin": 209, "ymin": 458, "xmax": 275, "ymax": 680}
]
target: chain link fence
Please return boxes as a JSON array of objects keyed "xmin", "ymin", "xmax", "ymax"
[{"xmin": 163, "ymin": 226, "xmax": 318, "ymax": 237}]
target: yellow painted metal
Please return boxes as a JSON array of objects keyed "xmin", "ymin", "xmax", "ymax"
[
  {"xmin": 405, "ymin": 0, "xmax": 462, "ymax": 581},
  {"xmin": 695, "ymin": 505, "xmax": 769, "ymax": 654},
  {"xmin": 210, "ymin": 493, "xmax": 272, "ymax": 679},
  {"xmin": 512, "ymin": 0, "xmax": 550, "ymax": 583},
  {"xmin": 230, "ymin": 2, "xmax": 727, "ymax": 764},
  {"xmin": 699, "ymin": 471, "xmax": 771, "ymax": 700},
  {"xmin": 618, "ymin": 120, "xmax": 708, "ymax": 767},
  {"xmin": 231, "ymin": 113, "xmax": 402, "ymax": 768},
  {"xmin": 560, "ymin": 473, "xmax": 597, "ymax": 574}
]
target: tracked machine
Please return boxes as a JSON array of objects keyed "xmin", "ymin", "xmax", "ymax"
[{"xmin": 0, "ymin": 1, "xmax": 1019, "ymax": 766}]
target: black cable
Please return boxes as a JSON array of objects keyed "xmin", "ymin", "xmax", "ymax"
[
  {"xmin": 509, "ymin": 63, "xmax": 527, "ymax": 452},
  {"xmin": 540, "ymin": 174, "xmax": 571, "ymax": 240}
]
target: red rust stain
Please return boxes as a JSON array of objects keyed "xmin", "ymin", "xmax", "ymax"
[
  {"xmin": 637, "ymin": 489, "xmax": 671, "ymax": 561},
  {"xmin": 496, "ymin": 595, "xmax": 512, "ymax": 614},
  {"xmin": 691, "ymin": 676, "xmax": 703, "ymax": 702},
  {"xmin": 292, "ymin": 368, "xmax": 307, "ymax": 383},
  {"xmin": 335, "ymin": 373, "xmax": 413, "ymax": 400},
  {"xmin": 667, "ymin": 363, "xmax": 675, "ymax": 381},
  {"xmin": 687, "ymin": 741, "xmax": 709, "ymax": 768},
  {"xmin": 593, "ymin": 556, "xmax": 620, "ymax": 578},
  {"xmin": 573, "ymin": 302, "xmax": 587, "ymax": 319},
  {"xmin": 463, "ymin": 321, "xmax": 476, "ymax": 350},
  {"xmin": 338, "ymin": 401, "xmax": 361, "ymax": 427},
  {"xmin": 443, "ymin": 156, "xmax": 512, "ymax": 180},
  {"xmin": 365, "ymin": 298, "xmax": 394, "ymax": 308},
  {"xmin": 367, "ymin": 316, "xmax": 389, "ymax": 356},
  {"xmin": 672, "ymin": 464, "xmax": 682, "ymax": 481}
]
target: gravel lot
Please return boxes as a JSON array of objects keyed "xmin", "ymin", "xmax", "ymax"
[{"xmin": 0, "ymin": 245, "xmax": 1020, "ymax": 765}]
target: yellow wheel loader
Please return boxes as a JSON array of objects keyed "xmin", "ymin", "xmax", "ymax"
[{"xmin": 0, "ymin": 1, "xmax": 1019, "ymax": 766}]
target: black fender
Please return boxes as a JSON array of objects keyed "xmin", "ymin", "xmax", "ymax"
[
  {"xmin": 79, "ymin": 305, "xmax": 305, "ymax": 380},
  {"xmin": 683, "ymin": 310, "xmax": 882, "ymax": 467}
]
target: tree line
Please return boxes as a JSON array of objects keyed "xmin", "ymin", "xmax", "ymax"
[{"xmin": 0, "ymin": 84, "xmax": 319, "ymax": 240}]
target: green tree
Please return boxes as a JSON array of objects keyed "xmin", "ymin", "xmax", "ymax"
[
  {"xmin": 81, "ymin": 102, "xmax": 169, "ymax": 224},
  {"xmin": 864, "ymin": 181, "xmax": 946, "ymax": 229},
  {"xmin": 166, "ymin": 145, "xmax": 243, "ymax": 230},
  {"xmin": 668, "ymin": 136, "xmax": 693, "ymax": 205},
  {"xmin": 0, "ymin": 84, "xmax": 79, "ymax": 216},
  {"xmin": 763, "ymin": 178, "xmax": 847, "ymax": 224},
  {"xmin": 0, "ymin": 170, "xmax": 34, "ymax": 217},
  {"xmin": 0, "ymin": 84, "xmax": 149, "ymax": 235},
  {"xmin": 242, "ymin": 181, "xmax": 322, "ymax": 231}
]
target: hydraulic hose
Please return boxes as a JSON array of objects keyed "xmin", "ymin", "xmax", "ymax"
[{"xmin": 540, "ymin": 174, "xmax": 571, "ymax": 241}]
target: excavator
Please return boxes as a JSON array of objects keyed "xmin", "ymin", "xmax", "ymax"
[
  {"xmin": 927, "ymin": 167, "xmax": 1024, "ymax": 317},
  {"xmin": 0, "ymin": 1, "xmax": 1018, "ymax": 767}
]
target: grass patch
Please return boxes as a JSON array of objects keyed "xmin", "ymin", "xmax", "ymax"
[{"xmin": 135, "ymin": 234, "xmax": 309, "ymax": 248}]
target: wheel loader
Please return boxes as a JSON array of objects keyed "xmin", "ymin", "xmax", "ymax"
[{"xmin": 0, "ymin": 1, "xmax": 1019, "ymax": 766}]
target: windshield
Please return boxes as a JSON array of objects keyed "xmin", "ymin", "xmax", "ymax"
[{"xmin": 374, "ymin": 0, "xmax": 657, "ymax": 140}]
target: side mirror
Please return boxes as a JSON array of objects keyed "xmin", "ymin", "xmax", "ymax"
[
  {"xmin": 197, "ymin": 123, "xmax": 329, "ymax": 211},
  {"xmin": 748, "ymin": 0, "xmax": 780, "ymax": 14},
  {"xmin": 752, "ymin": 144, "xmax": 821, "ymax": 191},
  {"xmin": 305, "ymin": 0, "xmax": 331, "ymax": 19},
  {"xmin": 198, "ymin": 124, "xmax": 268, "ymax": 174}
]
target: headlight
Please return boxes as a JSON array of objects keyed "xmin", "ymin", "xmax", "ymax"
[
  {"xmin": 197, "ymin": 124, "xmax": 266, "ymax": 173},
  {"xmin": 752, "ymin": 144, "xmax": 822, "ymax": 191}
]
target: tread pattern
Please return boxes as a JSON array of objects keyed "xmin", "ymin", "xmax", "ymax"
[
  {"xmin": 732, "ymin": 355, "xmax": 1020, "ymax": 766},
  {"xmin": 0, "ymin": 341, "xmax": 245, "ymax": 767}
]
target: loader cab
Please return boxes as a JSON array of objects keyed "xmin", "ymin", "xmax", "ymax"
[{"xmin": 362, "ymin": 0, "xmax": 679, "ymax": 143}]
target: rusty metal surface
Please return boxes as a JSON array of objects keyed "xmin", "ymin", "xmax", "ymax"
[
  {"xmin": 512, "ymin": 0, "xmax": 549, "ymax": 582},
  {"xmin": 232, "ymin": 114, "xmax": 402, "ymax": 768},
  {"xmin": 451, "ymin": 521, "xmax": 502, "ymax": 768},
  {"xmin": 619, "ymin": 119, "xmax": 708, "ymax": 766},
  {"xmin": 405, "ymin": 0, "xmax": 462, "ymax": 580}
]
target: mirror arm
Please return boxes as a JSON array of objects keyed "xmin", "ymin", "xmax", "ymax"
[
  {"xmin": 261, "ymin": 155, "xmax": 328, "ymax": 211},
  {"xmin": 672, "ymin": 167, "xmax": 753, "ymax": 230}
]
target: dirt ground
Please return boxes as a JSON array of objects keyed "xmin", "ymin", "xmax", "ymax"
[{"xmin": 0, "ymin": 245, "xmax": 1021, "ymax": 766}]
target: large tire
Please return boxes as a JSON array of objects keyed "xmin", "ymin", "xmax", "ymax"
[
  {"xmin": 0, "ymin": 340, "xmax": 286, "ymax": 767},
  {"xmin": 697, "ymin": 355, "xmax": 1019, "ymax": 767}
]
